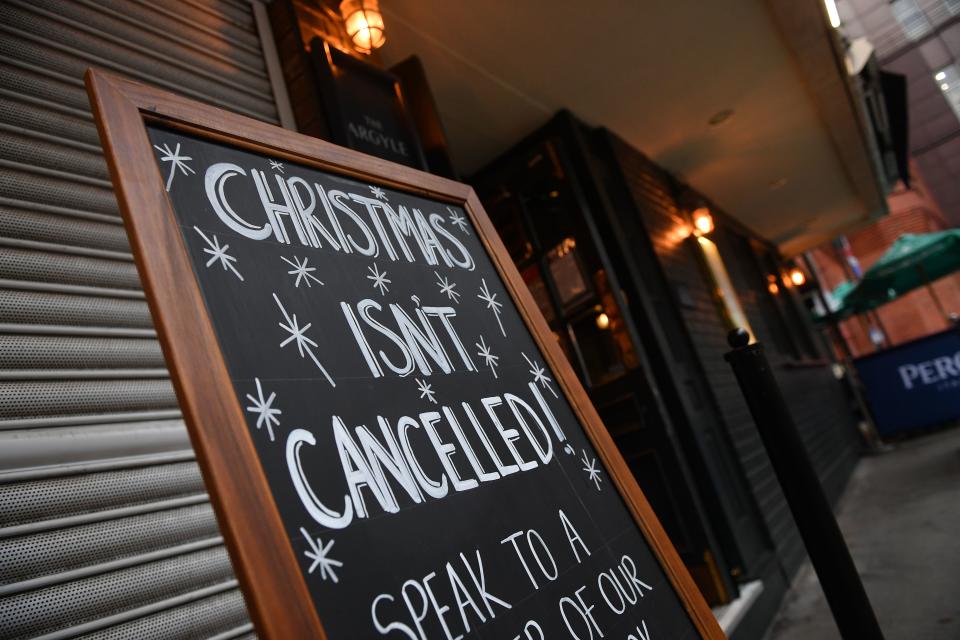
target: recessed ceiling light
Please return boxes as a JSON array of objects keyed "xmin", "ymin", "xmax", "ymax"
[
  {"xmin": 936, "ymin": 71, "xmax": 947, "ymax": 81},
  {"xmin": 942, "ymin": 83, "xmax": 950, "ymax": 91},
  {"xmin": 708, "ymin": 108, "xmax": 735, "ymax": 127}
]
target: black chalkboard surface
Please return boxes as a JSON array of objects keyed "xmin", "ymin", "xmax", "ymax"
[
  {"xmin": 148, "ymin": 123, "xmax": 699, "ymax": 639},
  {"xmin": 88, "ymin": 70, "xmax": 721, "ymax": 640}
]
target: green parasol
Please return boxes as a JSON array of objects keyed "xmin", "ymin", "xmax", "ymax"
[
  {"xmin": 841, "ymin": 229, "xmax": 960, "ymax": 316},
  {"xmin": 812, "ymin": 280, "xmax": 858, "ymax": 322},
  {"xmin": 831, "ymin": 280, "xmax": 856, "ymax": 306}
]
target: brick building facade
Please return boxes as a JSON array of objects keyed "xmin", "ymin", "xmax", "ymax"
[{"xmin": 811, "ymin": 162, "xmax": 960, "ymax": 357}]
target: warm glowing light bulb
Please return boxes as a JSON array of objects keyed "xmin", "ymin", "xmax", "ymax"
[
  {"xmin": 692, "ymin": 207, "xmax": 714, "ymax": 236},
  {"xmin": 595, "ymin": 312, "xmax": 610, "ymax": 330},
  {"xmin": 675, "ymin": 224, "xmax": 693, "ymax": 242},
  {"xmin": 340, "ymin": 0, "xmax": 386, "ymax": 52},
  {"xmin": 789, "ymin": 268, "xmax": 806, "ymax": 286}
]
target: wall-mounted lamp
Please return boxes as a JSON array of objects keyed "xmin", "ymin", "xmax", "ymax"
[
  {"xmin": 691, "ymin": 207, "xmax": 714, "ymax": 236},
  {"xmin": 340, "ymin": 0, "xmax": 386, "ymax": 53},
  {"xmin": 788, "ymin": 267, "xmax": 806, "ymax": 287},
  {"xmin": 767, "ymin": 274, "xmax": 780, "ymax": 295},
  {"xmin": 595, "ymin": 312, "xmax": 611, "ymax": 330}
]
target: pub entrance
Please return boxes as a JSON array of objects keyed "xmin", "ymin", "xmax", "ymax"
[{"xmin": 471, "ymin": 118, "xmax": 749, "ymax": 606}]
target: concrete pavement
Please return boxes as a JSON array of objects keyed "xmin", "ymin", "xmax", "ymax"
[{"xmin": 765, "ymin": 426, "xmax": 960, "ymax": 640}]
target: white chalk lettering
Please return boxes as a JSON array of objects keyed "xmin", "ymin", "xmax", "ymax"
[
  {"xmin": 205, "ymin": 163, "xmax": 272, "ymax": 240},
  {"xmin": 371, "ymin": 549, "xmax": 509, "ymax": 639},
  {"xmin": 201, "ymin": 161, "xmax": 477, "ymax": 269},
  {"xmin": 286, "ymin": 428, "xmax": 353, "ymax": 529},
  {"xmin": 559, "ymin": 585, "xmax": 603, "ymax": 640},
  {"xmin": 560, "ymin": 509, "xmax": 591, "ymax": 563}
]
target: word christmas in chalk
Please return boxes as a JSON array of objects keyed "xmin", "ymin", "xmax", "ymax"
[{"xmin": 205, "ymin": 163, "xmax": 474, "ymax": 270}]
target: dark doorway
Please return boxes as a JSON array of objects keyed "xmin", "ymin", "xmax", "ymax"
[{"xmin": 472, "ymin": 132, "xmax": 737, "ymax": 605}]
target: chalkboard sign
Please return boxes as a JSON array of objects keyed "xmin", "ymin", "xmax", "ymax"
[{"xmin": 87, "ymin": 70, "xmax": 723, "ymax": 640}]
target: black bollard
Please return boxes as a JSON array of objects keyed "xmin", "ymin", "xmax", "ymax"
[{"xmin": 724, "ymin": 328, "xmax": 883, "ymax": 640}]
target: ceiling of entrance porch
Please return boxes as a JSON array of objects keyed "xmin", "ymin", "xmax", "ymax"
[{"xmin": 377, "ymin": 0, "xmax": 889, "ymax": 256}]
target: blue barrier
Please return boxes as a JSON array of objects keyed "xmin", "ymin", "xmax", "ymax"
[{"xmin": 854, "ymin": 328, "xmax": 960, "ymax": 436}]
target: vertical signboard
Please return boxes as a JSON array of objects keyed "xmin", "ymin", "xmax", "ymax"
[
  {"xmin": 311, "ymin": 39, "xmax": 428, "ymax": 170},
  {"xmin": 87, "ymin": 70, "xmax": 724, "ymax": 640}
]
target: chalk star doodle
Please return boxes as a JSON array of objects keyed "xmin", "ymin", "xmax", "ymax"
[
  {"xmin": 282, "ymin": 255, "xmax": 324, "ymax": 288},
  {"xmin": 476, "ymin": 335, "xmax": 499, "ymax": 378},
  {"xmin": 581, "ymin": 449, "xmax": 602, "ymax": 491},
  {"xmin": 369, "ymin": 185, "xmax": 388, "ymax": 201},
  {"xmin": 273, "ymin": 293, "xmax": 336, "ymax": 387},
  {"xmin": 477, "ymin": 278, "xmax": 505, "ymax": 336},
  {"xmin": 153, "ymin": 142, "xmax": 195, "ymax": 191},
  {"xmin": 367, "ymin": 263, "xmax": 391, "ymax": 296},
  {"xmin": 269, "ymin": 159, "xmax": 285, "ymax": 173},
  {"xmin": 522, "ymin": 352, "xmax": 558, "ymax": 398},
  {"xmin": 415, "ymin": 378, "xmax": 437, "ymax": 404},
  {"xmin": 244, "ymin": 378, "xmax": 281, "ymax": 441},
  {"xmin": 300, "ymin": 527, "xmax": 343, "ymax": 583},
  {"xmin": 447, "ymin": 207, "xmax": 470, "ymax": 234},
  {"xmin": 193, "ymin": 226, "xmax": 243, "ymax": 281},
  {"xmin": 434, "ymin": 271, "xmax": 461, "ymax": 303}
]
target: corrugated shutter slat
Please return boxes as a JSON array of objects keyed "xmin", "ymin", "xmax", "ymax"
[{"xmin": 0, "ymin": 0, "xmax": 279, "ymax": 636}]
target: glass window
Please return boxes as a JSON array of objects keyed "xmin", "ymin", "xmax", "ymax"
[
  {"xmin": 487, "ymin": 197, "xmax": 533, "ymax": 265},
  {"xmin": 521, "ymin": 264, "xmax": 555, "ymax": 324},
  {"xmin": 477, "ymin": 138, "xmax": 640, "ymax": 389},
  {"xmin": 753, "ymin": 245, "xmax": 820, "ymax": 360},
  {"xmin": 934, "ymin": 65, "xmax": 960, "ymax": 123},
  {"xmin": 891, "ymin": 0, "xmax": 933, "ymax": 40},
  {"xmin": 546, "ymin": 238, "xmax": 591, "ymax": 309},
  {"xmin": 568, "ymin": 310, "xmax": 627, "ymax": 386}
]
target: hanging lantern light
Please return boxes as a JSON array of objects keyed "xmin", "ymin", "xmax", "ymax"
[{"xmin": 340, "ymin": 0, "xmax": 386, "ymax": 53}]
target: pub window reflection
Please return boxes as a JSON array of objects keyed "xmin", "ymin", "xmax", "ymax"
[{"xmin": 479, "ymin": 140, "xmax": 639, "ymax": 390}]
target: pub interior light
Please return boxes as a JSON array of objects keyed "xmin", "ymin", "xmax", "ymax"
[
  {"xmin": 595, "ymin": 312, "xmax": 611, "ymax": 330},
  {"xmin": 340, "ymin": 0, "xmax": 386, "ymax": 53},
  {"xmin": 692, "ymin": 207, "xmax": 715, "ymax": 236}
]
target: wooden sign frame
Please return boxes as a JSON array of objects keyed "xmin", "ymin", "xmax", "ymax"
[{"xmin": 85, "ymin": 69, "xmax": 725, "ymax": 640}]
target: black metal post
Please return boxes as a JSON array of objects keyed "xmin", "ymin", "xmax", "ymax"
[{"xmin": 724, "ymin": 329, "xmax": 884, "ymax": 640}]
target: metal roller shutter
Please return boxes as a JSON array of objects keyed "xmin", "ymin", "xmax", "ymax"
[{"xmin": 0, "ymin": 1, "xmax": 289, "ymax": 637}]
